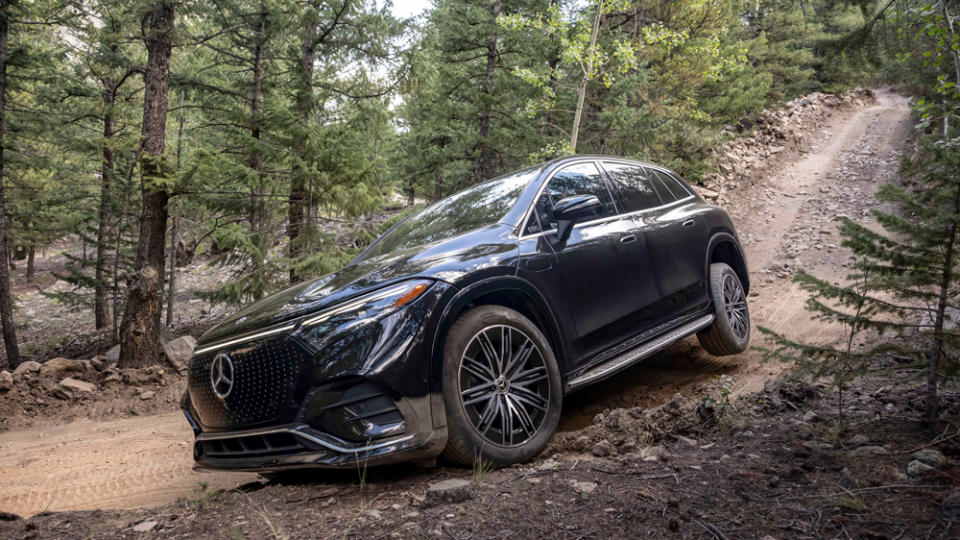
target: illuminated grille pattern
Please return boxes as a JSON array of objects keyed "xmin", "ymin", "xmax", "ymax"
[{"xmin": 188, "ymin": 336, "xmax": 312, "ymax": 429}]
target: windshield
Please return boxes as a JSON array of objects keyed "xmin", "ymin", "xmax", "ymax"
[{"xmin": 357, "ymin": 167, "xmax": 540, "ymax": 261}]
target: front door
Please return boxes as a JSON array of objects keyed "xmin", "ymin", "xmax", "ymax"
[{"xmin": 520, "ymin": 161, "xmax": 660, "ymax": 362}]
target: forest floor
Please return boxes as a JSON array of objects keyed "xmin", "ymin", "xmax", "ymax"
[{"xmin": 2, "ymin": 89, "xmax": 957, "ymax": 538}]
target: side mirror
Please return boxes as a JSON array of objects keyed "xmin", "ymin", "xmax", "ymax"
[{"xmin": 554, "ymin": 194, "xmax": 602, "ymax": 243}]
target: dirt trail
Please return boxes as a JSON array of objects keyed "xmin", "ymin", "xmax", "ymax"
[{"xmin": 0, "ymin": 91, "xmax": 914, "ymax": 518}]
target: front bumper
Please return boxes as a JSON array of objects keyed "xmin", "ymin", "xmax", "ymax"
[
  {"xmin": 183, "ymin": 281, "xmax": 453, "ymax": 471},
  {"xmin": 187, "ymin": 415, "xmax": 446, "ymax": 471}
]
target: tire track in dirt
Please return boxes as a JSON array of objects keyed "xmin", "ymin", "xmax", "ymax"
[
  {"xmin": 0, "ymin": 413, "xmax": 257, "ymax": 517},
  {"xmin": 0, "ymin": 91, "xmax": 914, "ymax": 517}
]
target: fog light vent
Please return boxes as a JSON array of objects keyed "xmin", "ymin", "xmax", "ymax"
[{"xmin": 304, "ymin": 380, "xmax": 405, "ymax": 442}]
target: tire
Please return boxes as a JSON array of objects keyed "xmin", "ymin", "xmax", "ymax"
[
  {"xmin": 697, "ymin": 262, "xmax": 750, "ymax": 355},
  {"xmin": 441, "ymin": 305, "xmax": 562, "ymax": 467}
]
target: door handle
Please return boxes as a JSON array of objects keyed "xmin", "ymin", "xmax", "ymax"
[
  {"xmin": 681, "ymin": 219, "xmax": 696, "ymax": 228},
  {"xmin": 620, "ymin": 235, "xmax": 637, "ymax": 244}
]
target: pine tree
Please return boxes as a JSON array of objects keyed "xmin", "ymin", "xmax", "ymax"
[
  {"xmin": 284, "ymin": 0, "xmax": 399, "ymax": 284},
  {"xmin": 42, "ymin": 0, "xmax": 144, "ymax": 335},
  {"xmin": 400, "ymin": 0, "xmax": 546, "ymax": 202}
]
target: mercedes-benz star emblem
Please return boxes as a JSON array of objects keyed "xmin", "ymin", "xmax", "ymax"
[{"xmin": 210, "ymin": 353, "xmax": 234, "ymax": 399}]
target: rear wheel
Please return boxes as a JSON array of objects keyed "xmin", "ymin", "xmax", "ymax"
[
  {"xmin": 697, "ymin": 262, "xmax": 750, "ymax": 355},
  {"xmin": 441, "ymin": 305, "xmax": 562, "ymax": 466}
]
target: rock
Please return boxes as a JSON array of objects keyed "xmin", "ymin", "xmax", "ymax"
[
  {"xmin": 570, "ymin": 480, "xmax": 598, "ymax": 495},
  {"xmin": 53, "ymin": 377, "xmax": 96, "ymax": 400},
  {"xmin": 13, "ymin": 360, "xmax": 41, "ymax": 377},
  {"xmin": 421, "ymin": 479, "xmax": 473, "ymax": 508},
  {"xmin": 90, "ymin": 356, "xmax": 105, "ymax": 371},
  {"xmin": 911, "ymin": 448, "xmax": 946, "ymax": 468},
  {"xmin": 734, "ymin": 430, "xmax": 755, "ymax": 440},
  {"xmin": 163, "ymin": 335, "xmax": 196, "ymax": 372},
  {"xmin": 697, "ymin": 187, "xmax": 721, "ymax": 200},
  {"xmin": 139, "ymin": 390, "xmax": 156, "ymax": 400},
  {"xmin": 803, "ymin": 441, "xmax": 833, "ymax": 451},
  {"xmin": 40, "ymin": 357, "xmax": 85, "ymax": 378},
  {"xmin": 591, "ymin": 439, "xmax": 615, "ymax": 457},
  {"xmin": 132, "ymin": 520, "xmax": 158, "ymax": 532},
  {"xmin": 799, "ymin": 97, "xmax": 812, "ymax": 107},
  {"xmin": 849, "ymin": 445, "xmax": 888, "ymax": 458},
  {"xmin": 103, "ymin": 345, "xmax": 121, "ymax": 364},
  {"xmin": 801, "ymin": 410, "xmax": 817, "ymax": 423},
  {"xmin": 943, "ymin": 488, "xmax": 960, "ymax": 519},
  {"xmin": 847, "ymin": 434, "xmax": 870, "ymax": 447},
  {"xmin": 677, "ymin": 435, "xmax": 698, "ymax": 447},
  {"xmin": 0, "ymin": 370, "xmax": 11, "ymax": 391},
  {"xmin": 398, "ymin": 522, "xmax": 421, "ymax": 536},
  {"xmin": 907, "ymin": 460, "xmax": 934, "ymax": 478}
]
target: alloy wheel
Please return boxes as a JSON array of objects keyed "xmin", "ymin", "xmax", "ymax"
[
  {"xmin": 722, "ymin": 273, "xmax": 749, "ymax": 340},
  {"xmin": 457, "ymin": 324, "xmax": 550, "ymax": 447}
]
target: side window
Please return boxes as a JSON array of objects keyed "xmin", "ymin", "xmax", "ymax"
[
  {"xmin": 601, "ymin": 162, "xmax": 663, "ymax": 212},
  {"xmin": 525, "ymin": 162, "xmax": 616, "ymax": 234},
  {"xmin": 648, "ymin": 168, "xmax": 691, "ymax": 201}
]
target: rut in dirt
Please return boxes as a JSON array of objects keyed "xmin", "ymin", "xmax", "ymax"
[{"xmin": 0, "ymin": 89, "xmax": 913, "ymax": 519}]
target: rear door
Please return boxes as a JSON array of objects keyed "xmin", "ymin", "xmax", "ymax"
[{"xmin": 641, "ymin": 166, "xmax": 710, "ymax": 315}]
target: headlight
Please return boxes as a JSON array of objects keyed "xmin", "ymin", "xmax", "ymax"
[{"xmin": 292, "ymin": 279, "xmax": 432, "ymax": 351}]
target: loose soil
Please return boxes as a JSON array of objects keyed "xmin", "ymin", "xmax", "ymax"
[{"xmin": 3, "ymin": 89, "xmax": 955, "ymax": 538}]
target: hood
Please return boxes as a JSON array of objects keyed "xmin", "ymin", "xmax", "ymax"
[{"xmin": 197, "ymin": 223, "xmax": 518, "ymax": 346}]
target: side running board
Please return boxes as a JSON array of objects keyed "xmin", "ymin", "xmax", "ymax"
[{"xmin": 564, "ymin": 314, "xmax": 715, "ymax": 393}]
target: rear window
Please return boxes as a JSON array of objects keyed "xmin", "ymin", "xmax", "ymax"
[{"xmin": 646, "ymin": 168, "xmax": 692, "ymax": 202}]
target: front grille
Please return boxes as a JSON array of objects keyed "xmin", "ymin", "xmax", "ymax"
[
  {"xmin": 197, "ymin": 432, "xmax": 306, "ymax": 459},
  {"xmin": 188, "ymin": 335, "xmax": 312, "ymax": 430}
]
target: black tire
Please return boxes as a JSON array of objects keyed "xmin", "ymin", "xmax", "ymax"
[
  {"xmin": 441, "ymin": 305, "xmax": 562, "ymax": 466},
  {"xmin": 697, "ymin": 262, "xmax": 750, "ymax": 355}
]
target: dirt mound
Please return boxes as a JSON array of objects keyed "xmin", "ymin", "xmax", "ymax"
[
  {"xmin": 0, "ymin": 362, "xmax": 184, "ymax": 432},
  {"xmin": 550, "ymin": 392, "xmax": 703, "ymax": 454},
  {"xmin": 748, "ymin": 376, "xmax": 823, "ymax": 413}
]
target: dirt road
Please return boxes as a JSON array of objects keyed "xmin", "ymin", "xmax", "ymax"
[{"xmin": 0, "ymin": 90, "xmax": 914, "ymax": 519}]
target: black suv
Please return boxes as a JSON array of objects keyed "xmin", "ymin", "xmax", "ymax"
[{"xmin": 183, "ymin": 156, "xmax": 750, "ymax": 470}]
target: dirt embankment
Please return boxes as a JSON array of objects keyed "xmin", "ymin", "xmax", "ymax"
[{"xmin": 3, "ymin": 89, "xmax": 951, "ymax": 538}]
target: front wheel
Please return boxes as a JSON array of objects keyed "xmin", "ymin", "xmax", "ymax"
[
  {"xmin": 441, "ymin": 305, "xmax": 562, "ymax": 466},
  {"xmin": 697, "ymin": 262, "xmax": 750, "ymax": 355}
]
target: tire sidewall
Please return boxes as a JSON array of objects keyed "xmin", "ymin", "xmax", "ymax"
[
  {"xmin": 442, "ymin": 305, "xmax": 562, "ymax": 465},
  {"xmin": 709, "ymin": 263, "xmax": 750, "ymax": 351}
]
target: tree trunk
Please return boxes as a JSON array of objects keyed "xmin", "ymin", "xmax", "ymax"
[
  {"xmin": 473, "ymin": 0, "xmax": 501, "ymax": 184},
  {"xmin": 25, "ymin": 246, "xmax": 33, "ymax": 283},
  {"xmin": 926, "ymin": 174, "xmax": 960, "ymax": 426},
  {"xmin": 118, "ymin": 0, "xmax": 175, "ymax": 369},
  {"xmin": 0, "ymin": 0, "xmax": 19, "ymax": 368},
  {"xmin": 570, "ymin": 0, "xmax": 602, "ymax": 153},
  {"xmin": 249, "ymin": 6, "xmax": 266, "ymax": 298},
  {"xmin": 289, "ymin": 7, "xmax": 318, "ymax": 285},
  {"xmin": 94, "ymin": 87, "xmax": 115, "ymax": 329},
  {"xmin": 433, "ymin": 164, "xmax": 443, "ymax": 202},
  {"xmin": 165, "ymin": 91, "xmax": 185, "ymax": 328}
]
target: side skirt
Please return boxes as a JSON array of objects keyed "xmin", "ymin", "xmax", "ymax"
[{"xmin": 564, "ymin": 314, "xmax": 715, "ymax": 393}]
